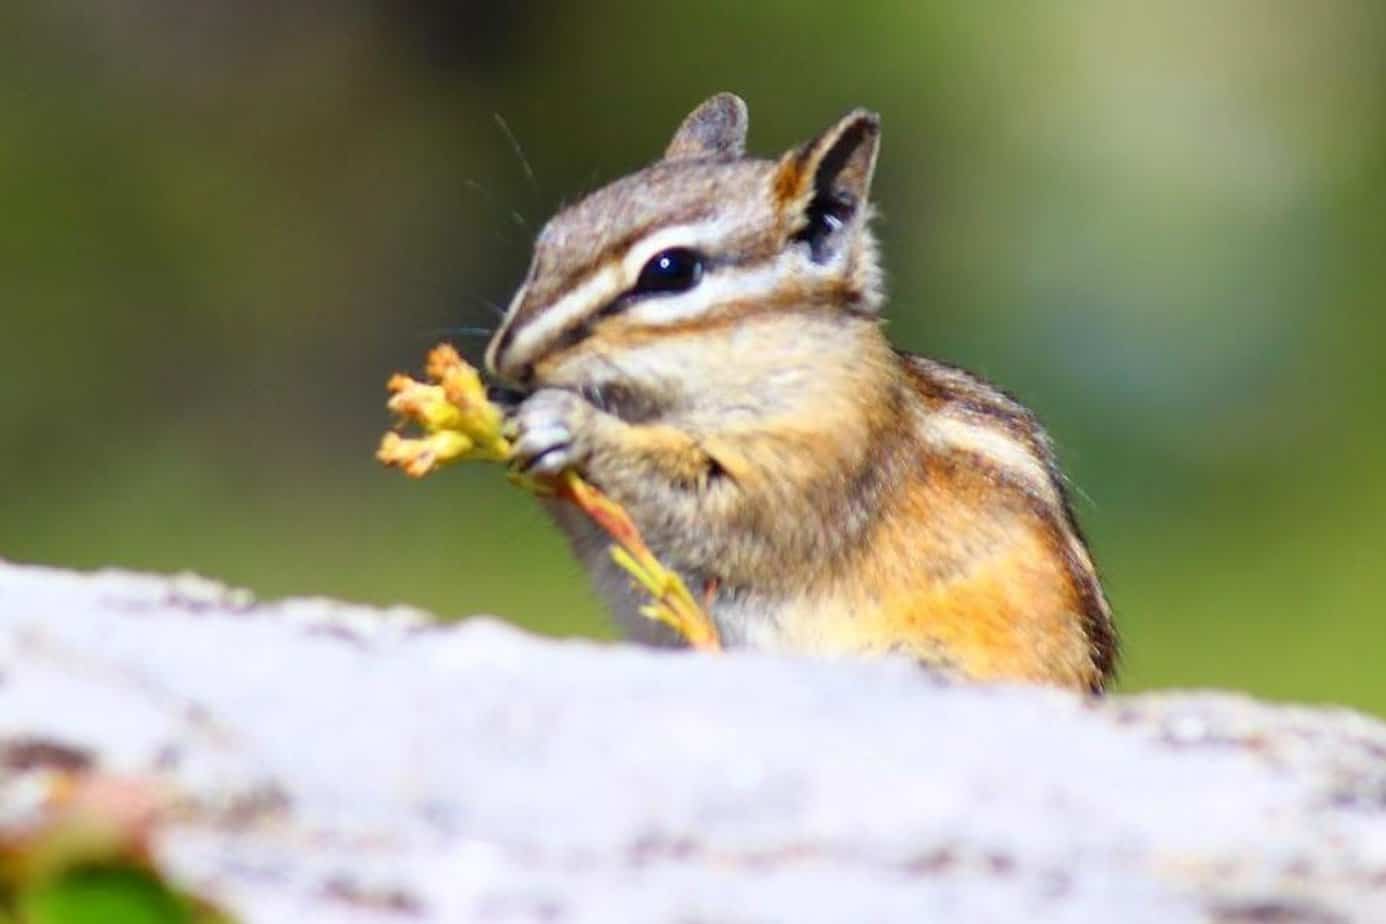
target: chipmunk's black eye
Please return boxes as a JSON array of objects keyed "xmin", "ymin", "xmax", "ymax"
[{"xmin": 634, "ymin": 248, "xmax": 703, "ymax": 295}]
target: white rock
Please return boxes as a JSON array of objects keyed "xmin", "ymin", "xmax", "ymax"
[{"xmin": 1, "ymin": 560, "xmax": 1384, "ymax": 922}]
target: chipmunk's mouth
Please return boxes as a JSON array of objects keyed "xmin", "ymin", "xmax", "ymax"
[
  {"xmin": 578, "ymin": 381, "xmax": 663, "ymax": 424},
  {"xmin": 488, "ymin": 377, "xmax": 662, "ymax": 427},
  {"xmin": 484, "ymin": 383, "xmax": 528, "ymax": 413}
]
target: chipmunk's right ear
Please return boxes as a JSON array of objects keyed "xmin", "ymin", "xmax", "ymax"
[
  {"xmin": 771, "ymin": 109, "xmax": 881, "ymax": 264},
  {"xmin": 664, "ymin": 93, "xmax": 749, "ymax": 162}
]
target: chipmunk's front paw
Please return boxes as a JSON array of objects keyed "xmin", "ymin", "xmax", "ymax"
[{"xmin": 506, "ymin": 388, "xmax": 597, "ymax": 476}]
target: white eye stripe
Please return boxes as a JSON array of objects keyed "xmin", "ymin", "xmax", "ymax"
[
  {"xmin": 503, "ymin": 263, "xmax": 623, "ymax": 366},
  {"xmin": 617, "ymin": 222, "xmax": 718, "ymax": 279},
  {"xmin": 500, "ymin": 218, "xmax": 727, "ymax": 367},
  {"xmin": 622, "ymin": 256, "xmax": 793, "ymax": 327}
]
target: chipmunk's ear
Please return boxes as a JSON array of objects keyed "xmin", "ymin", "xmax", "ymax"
[
  {"xmin": 772, "ymin": 109, "xmax": 881, "ymax": 263},
  {"xmin": 664, "ymin": 93, "xmax": 749, "ymax": 162}
]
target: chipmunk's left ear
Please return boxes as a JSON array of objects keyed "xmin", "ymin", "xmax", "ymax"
[
  {"xmin": 772, "ymin": 109, "xmax": 881, "ymax": 263},
  {"xmin": 664, "ymin": 93, "xmax": 749, "ymax": 161}
]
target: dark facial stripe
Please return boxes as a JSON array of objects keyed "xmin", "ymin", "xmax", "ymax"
[
  {"xmin": 533, "ymin": 262, "xmax": 858, "ymax": 365},
  {"xmin": 594, "ymin": 284, "xmax": 865, "ymax": 348},
  {"xmin": 516, "ymin": 206, "xmax": 717, "ymax": 328},
  {"xmin": 491, "ymin": 207, "xmax": 726, "ymax": 376}
]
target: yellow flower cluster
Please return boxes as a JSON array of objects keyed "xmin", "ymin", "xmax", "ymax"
[
  {"xmin": 377, "ymin": 345, "xmax": 511, "ymax": 476},
  {"xmin": 378, "ymin": 344, "xmax": 719, "ymax": 650}
]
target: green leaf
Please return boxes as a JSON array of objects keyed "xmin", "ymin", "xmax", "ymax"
[{"xmin": 17, "ymin": 864, "xmax": 215, "ymax": 924}]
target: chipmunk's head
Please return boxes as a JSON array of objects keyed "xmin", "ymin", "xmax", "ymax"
[{"xmin": 485, "ymin": 93, "xmax": 884, "ymax": 405}]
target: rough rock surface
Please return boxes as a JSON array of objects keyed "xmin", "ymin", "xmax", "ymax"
[{"xmin": 2, "ymin": 560, "xmax": 1385, "ymax": 922}]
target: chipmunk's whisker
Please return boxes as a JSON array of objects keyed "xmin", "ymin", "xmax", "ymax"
[
  {"xmin": 421, "ymin": 326, "xmax": 495, "ymax": 339},
  {"xmin": 494, "ymin": 112, "xmax": 542, "ymax": 209},
  {"xmin": 464, "ymin": 179, "xmax": 527, "ymax": 238},
  {"xmin": 468, "ymin": 294, "xmax": 508, "ymax": 321}
]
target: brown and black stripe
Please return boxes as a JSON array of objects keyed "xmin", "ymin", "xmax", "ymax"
[{"xmin": 902, "ymin": 352, "xmax": 1118, "ymax": 689}]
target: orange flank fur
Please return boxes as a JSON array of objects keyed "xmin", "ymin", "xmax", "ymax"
[
  {"xmin": 763, "ymin": 441, "xmax": 1100, "ymax": 690},
  {"xmin": 860, "ymin": 462, "xmax": 1093, "ymax": 688}
]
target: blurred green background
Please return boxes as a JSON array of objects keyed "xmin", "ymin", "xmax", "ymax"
[{"xmin": 3, "ymin": 3, "xmax": 1383, "ymax": 712}]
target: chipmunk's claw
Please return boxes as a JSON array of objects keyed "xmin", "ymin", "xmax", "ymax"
[{"xmin": 509, "ymin": 389, "xmax": 593, "ymax": 476}]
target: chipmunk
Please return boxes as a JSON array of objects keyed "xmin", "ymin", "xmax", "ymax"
[{"xmin": 484, "ymin": 94, "xmax": 1116, "ymax": 692}]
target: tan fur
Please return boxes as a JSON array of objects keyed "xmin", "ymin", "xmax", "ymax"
[{"xmin": 486, "ymin": 94, "xmax": 1117, "ymax": 692}]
